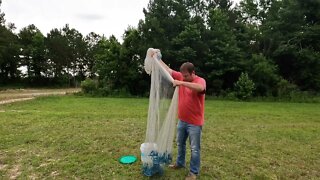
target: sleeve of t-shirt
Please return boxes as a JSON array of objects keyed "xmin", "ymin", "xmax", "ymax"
[
  {"xmin": 195, "ymin": 78, "xmax": 206, "ymax": 94},
  {"xmin": 172, "ymin": 70, "xmax": 183, "ymax": 81}
]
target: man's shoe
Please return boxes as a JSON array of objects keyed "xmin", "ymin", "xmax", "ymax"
[
  {"xmin": 185, "ymin": 172, "xmax": 197, "ymax": 180},
  {"xmin": 168, "ymin": 164, "xmax": 183, "ymax": 169}
]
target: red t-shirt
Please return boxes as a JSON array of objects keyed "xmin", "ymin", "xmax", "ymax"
[{"xmin": 172, "ymin": 70, "xmax": 206, "ymax": 126}]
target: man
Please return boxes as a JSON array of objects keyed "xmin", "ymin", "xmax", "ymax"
[{"xmin": 151, "ymin": 50, "xmax": 206, "ymax": 180}]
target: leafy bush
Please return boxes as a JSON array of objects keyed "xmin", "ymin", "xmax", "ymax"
[
  {"xmin": 276, "ymin": 78, "xmax": 298, "ymax": 98},
  {"xmin": 248, "ymin": 54, "xmax": 280, "ymax": 96},
  {"xmin": 234, "ymin": 72, "xmax": 255, "ymax": 100},
  {"xmin": 81, "ymin": 78, "xmax": 97, "ymax": 94}
]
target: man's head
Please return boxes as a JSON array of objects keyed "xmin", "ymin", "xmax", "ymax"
[{"xmin": 180, "ymin": 62, "xmax": 196, "ymax": 82}]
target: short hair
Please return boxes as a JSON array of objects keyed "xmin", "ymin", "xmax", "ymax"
[{"xmin": 180, "ymin": 62, "xmax": 195, "ymax": 74}]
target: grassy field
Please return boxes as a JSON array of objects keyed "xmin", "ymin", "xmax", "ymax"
[{"xmin": 0, "ymin": 96, "xmax": 319, "ymax": 179}]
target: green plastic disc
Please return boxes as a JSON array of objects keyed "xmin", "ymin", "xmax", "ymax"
[{"xmin": 119, "ymin": 155, "xmax": 137, "ymax": 164}]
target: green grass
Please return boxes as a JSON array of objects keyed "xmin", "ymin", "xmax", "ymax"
[{"xmin": 0, "ymin": 96, "xmax": 319, "ymax": 179}]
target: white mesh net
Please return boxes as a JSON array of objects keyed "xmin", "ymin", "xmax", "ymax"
[{"xmin": 141, "ymin": 48, "xmax": 178, "ymax": 176}]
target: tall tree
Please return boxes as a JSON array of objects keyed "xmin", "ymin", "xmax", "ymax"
[
  {"xmin": 0, "ymin": 27, "xmax": 20, "ymax": 83},
  {"xmin": 267, "ymin": 0, "xmax": 320, "ymax": 91},
  {"xmin": 62, "ymin": 25, "xmax": 87, "ymax": 81},
  {"xmin": 0, "ymin": 3, "xmax": 20, "ymax": 83},
  {"xmin": 85, "ymin": 32, "xmax": 102, "ymax": 78},
  {"xmin": 121, "ymin": 26, "xmax": 150, "ymax": 95},
  {"xmin": 205, "ymin": 8, "xmax": 244, "ymax": 94},
  {"xmin": 45, "ymin": 28, "xmax": 70, "ymax": 79},
  {"xmin": 0, "ymin": 0, "xmax": 4, "ymax": 25},
  {"xmin": 19, "ymin": 24, "xmax": 47, "ymax": 82},
  {"xmin": 94, "ymin": 35, "xmax": 123, "ymax": 90},
  {"xmin": 138, "ymin": 0, "xmax": 190, "ymax": 68}
]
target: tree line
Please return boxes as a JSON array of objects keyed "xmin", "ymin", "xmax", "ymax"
[{"xmin": 1, "ymin": 0, "xmax": 319, "ymax": 97}]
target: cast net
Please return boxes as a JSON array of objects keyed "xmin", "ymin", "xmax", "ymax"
[{"xmin": 141, "ymin": 48, "xmax": 178, "ymax": 176}]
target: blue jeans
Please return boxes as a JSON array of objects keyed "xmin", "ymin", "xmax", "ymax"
[{"xmin": 176, "ymin": 120, "xmax": 202, "ymax": 175}]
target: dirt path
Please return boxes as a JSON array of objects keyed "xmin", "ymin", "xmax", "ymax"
[{"xmin": 0, "ymin": 88, "xmax": 80, "ymax": 105}]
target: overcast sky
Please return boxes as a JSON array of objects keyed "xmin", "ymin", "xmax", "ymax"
[{"xmin": 2, "ymin": 0, "xmax": 240, "ymax": 41}]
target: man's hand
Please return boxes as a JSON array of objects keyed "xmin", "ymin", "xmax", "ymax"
[
  {"xmin": 151, "ymin": 49, "xmax": 161, "ymax": 60},
  {"xmin": 173, "ymin": 80, "xmax": 184, "ymax": 87}
]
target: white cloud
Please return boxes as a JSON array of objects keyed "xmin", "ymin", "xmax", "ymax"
[
  {"xmin": 2, "ymin": 0, "xmax": 149, "ymax": 40},
  {"xmin": 2, "ymin": 0, "xmax": 241, "ymax": 40}
]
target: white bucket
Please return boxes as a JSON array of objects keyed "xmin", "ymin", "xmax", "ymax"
[
  {"xmin": 140, "ymin": 143, "xmax": 157, "ymax": 165},
  {"xmin": 140, "ymin": 143, "xmax": 159, "ymax": 176}
]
